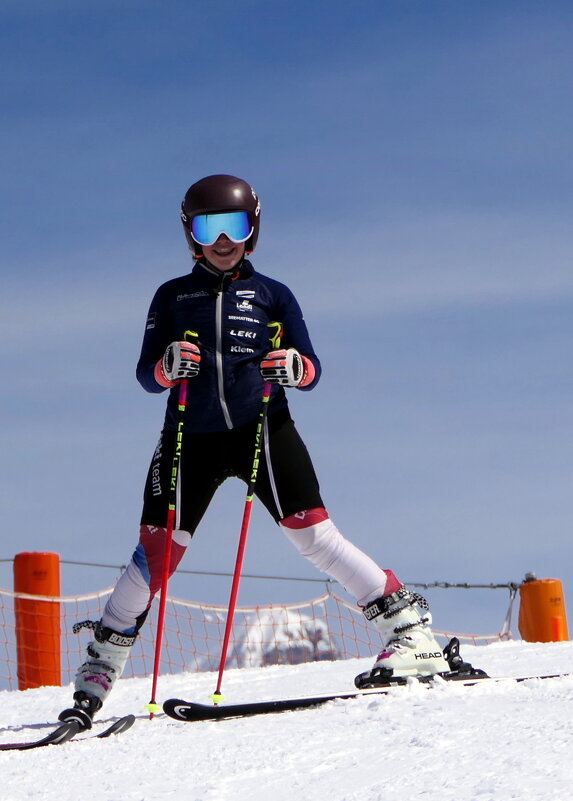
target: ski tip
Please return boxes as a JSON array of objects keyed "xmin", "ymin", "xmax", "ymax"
[
  {"xmin": 162, "ymin": 698, "xmax": 197, "ymax": 721},
  {"xmin": 112, "ymin": 713, "xmax": 136, "ymax": 729},
  {"xmin": 0, "ymin": 720, "xmax": 80, "ymax": 751},
  {"xmin": 46, "ymin": 720, "xmax": 81, "ymax": 746},
  {"xmin": 97, "ymin": 714, "xmax": 136, "ymax": 737}
]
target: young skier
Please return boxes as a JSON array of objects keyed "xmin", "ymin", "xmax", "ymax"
[{"xmin": 61, "ymin": 174, "xmax": 448, "ymax": 728}]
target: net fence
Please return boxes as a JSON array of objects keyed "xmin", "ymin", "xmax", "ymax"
[{"xmin": 0, "ymin": 583, "xmax": 515, "ymax": 691}]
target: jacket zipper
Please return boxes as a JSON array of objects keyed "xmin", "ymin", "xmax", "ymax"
[{"xmin": 215, "ymin": 282, "xmax": 234, "ymax": 429}]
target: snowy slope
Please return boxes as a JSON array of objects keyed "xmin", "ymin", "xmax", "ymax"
[{"xmin": 1, "ymin": 640, "xmax": 572, "ymax": 801}]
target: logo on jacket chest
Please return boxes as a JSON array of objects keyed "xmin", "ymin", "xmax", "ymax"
[
  {"xmin": 229, "ymin": 328, "xmax": 257, "ymax": 339},
  {"xmin": 177, "ymin": 291, "xmax": 210, "ymax": 301}
]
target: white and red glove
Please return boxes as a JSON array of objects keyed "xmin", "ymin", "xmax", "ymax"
[
  {"xmin": 259, "ymin": 348, "xmax": 315, "ymax": 388},
  {"xmin": 154, "ymin": 341, "xmax": 201, "ymax": 387}
]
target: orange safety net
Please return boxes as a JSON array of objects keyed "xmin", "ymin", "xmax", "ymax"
[{"xmin": 0, "ymin": 587, "xmax": 510, "ymax": 691}]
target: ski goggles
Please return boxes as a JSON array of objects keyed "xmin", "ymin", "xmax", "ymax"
[{"xmin": 190, "ymin": 211, "xmax": 253, "ymax": 246}]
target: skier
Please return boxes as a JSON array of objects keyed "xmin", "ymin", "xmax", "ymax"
[{"xmin": 61, "ymin": 174, "xmax": 448, "ymax": 729}]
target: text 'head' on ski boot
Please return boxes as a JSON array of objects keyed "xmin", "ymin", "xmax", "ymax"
[
  {"xmin": 356, "ymin": 571, "xmax": 449, "ymax": 689},
  {"xmin": 59, "ymin": 621, "xmax": 136, "ymax": 730}
]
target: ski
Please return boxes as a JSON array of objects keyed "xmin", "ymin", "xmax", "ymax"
[
  {"xmin": 0, "ymin": 721, "xmax": 79, "ymax": 751},
  {"xmin": 0, "ymin": 714, "xmax": 135, "ymax": 751},
  {"xmin": 84, "ymin": 713, "xmax": 136, "ymax": 739},
  {"xmin": 163, "ymin": 672, "xmax": 573, "ymax": 723}
]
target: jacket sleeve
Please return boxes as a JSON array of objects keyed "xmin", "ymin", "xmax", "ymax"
[
  {"xmin": 271, "ymin": 282, "xmax": 322, "ymax": 392},
  {"xmin": 136, "ymin": 285, "xmax": 175, "ymax": 393}
]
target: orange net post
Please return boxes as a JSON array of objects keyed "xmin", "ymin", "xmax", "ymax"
[
  {"xmin": 13, "ymin": 552, "xmax": 61, "ymax": 689},
  {"xmin": 518, "ymin": 577, "xmax": 569, "ymax": 643}
]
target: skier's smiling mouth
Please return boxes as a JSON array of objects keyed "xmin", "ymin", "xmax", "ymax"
[{"xmin": 203, "ymin": 234, "xmax": 246, "ymax": 271}]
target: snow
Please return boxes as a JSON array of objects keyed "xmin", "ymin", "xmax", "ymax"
[{"xmin": 1, "ymin": 639, "xmax": 573, "ymax": 801}]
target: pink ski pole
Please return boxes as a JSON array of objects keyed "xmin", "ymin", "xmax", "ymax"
[
  {"xmin": 146, "ymin": 377, "xmax": 188, "ymax": 718},
  {"xmin": 211, "ymin": 380, "xmax": 273, "ymax": 703}
]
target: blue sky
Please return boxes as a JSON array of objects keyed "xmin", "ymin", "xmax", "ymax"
[{"xmin": 1, "ymin": 1, "xmax": 572, "ymax": 637}]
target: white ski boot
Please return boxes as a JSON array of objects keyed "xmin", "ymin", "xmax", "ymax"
[
  {"xmin": 356, "ymin": 575, "xmax": 448, "ymax": 688},
  {"xmin": 59, "ymin": 622, "xmax": 136, "ymax": 729}
]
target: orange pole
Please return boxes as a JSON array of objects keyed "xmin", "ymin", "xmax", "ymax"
[
  {"xmin": 518, "ymin": 576, "xmax": 569, "ymax": 643},
  {"xmin": 13, "ymin": 552, "xmax": 61, "ymax": 690}
]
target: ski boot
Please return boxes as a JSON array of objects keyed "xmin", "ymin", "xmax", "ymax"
[
  {"xmin": 355, "ymin": 573, "xmax": 449, "ymax": 689},
  {"xmin": 59, "ymin": 622, "xmax": 136, "ymax": 730}
]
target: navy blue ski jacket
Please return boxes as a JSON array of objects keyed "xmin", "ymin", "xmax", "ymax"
[{"xmin": 136, "ymin": 259, "xmax": 321, "ymax": 432}]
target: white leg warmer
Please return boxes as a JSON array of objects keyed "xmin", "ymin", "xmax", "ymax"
[
  {"xmin": 280, "ymin": 515, "xmax": 388, "ymax": 607},
  {"xmin": 101, "ymin": 559, "xmax": 151, "ymax": 633}
]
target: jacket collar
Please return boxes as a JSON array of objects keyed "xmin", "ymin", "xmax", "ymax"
[{"xmin": 192, "ymin": 258, "xmax": 254, "ymax": 284}]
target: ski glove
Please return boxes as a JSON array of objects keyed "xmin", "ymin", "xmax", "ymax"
[
  {"xmin": 154, "ymin": 341, "xmax": 201, "ymax": 388},
  {"xmin": 259, "ymin": 348, "xmax": 314, "ymax": 388}
]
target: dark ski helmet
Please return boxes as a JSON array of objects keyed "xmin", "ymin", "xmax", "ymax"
[{"xmin": 181, "ymin": 174, "xmax": 261, "ymax": 257}]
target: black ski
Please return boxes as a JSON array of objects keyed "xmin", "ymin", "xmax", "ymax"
[
  {"xmin": 0, "ymin": 714, "xmax": 135, "ymax": 751},
  {"xmin": 163, "ymin": 672, "xmax": 572, "ymax": 723},
  {"xmin": 0, "ymin": 721, "xmax": 79, "ymax": 751},
  {"xmin": 87, "ymin": 714, "xmax": 135, "ymax": 739}
]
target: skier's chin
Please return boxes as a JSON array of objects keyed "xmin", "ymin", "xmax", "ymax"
[{"xmin": 206, "ymin": 254, "xmax": 244, "ymax": 272}]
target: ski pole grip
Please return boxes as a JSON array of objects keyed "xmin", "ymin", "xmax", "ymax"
[{"xmin": 267, "ymin": 321, "xmax": 283, "ymax": 349}]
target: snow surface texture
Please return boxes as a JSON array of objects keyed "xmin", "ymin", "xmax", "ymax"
[{"xmin": 1, "ymin": 640, "xmax": 572, "ymax": 801}]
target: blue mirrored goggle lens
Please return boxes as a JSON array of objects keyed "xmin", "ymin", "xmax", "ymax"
[{"xmin": 190, "ymin": 211, "xmax": 253, "ymax": 246}]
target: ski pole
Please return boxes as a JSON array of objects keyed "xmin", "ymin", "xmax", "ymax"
[
  {"xmin": 146, "ymin": 332, "xmax": 197, "ymax": 718},
  {"xmin": 211, "ymin": 322, "xmax": 283, "ymax": 703},
  {"xmin": 211, "ymin": 381, "xmax": 272, "ymax": 703}
]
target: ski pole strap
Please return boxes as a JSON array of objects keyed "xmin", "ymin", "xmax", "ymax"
[{"xmin": 72, "ymin": 620, "xmax": 98, "ymax": 634}]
